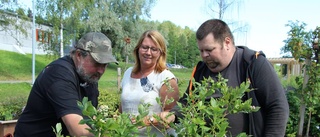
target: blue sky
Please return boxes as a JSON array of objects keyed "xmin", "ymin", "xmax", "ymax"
[
  {"xmin": 150, "ymin": 0, "xmax": 320, "ymax": 57},
  {"xmin": 20, "ymin": 0, "xmax": 320, "ymax": 57}
]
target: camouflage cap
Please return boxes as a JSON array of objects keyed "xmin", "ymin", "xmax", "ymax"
[{"xmin": 76, "ymin": 32, "xmax": 118, "ymax": 64}]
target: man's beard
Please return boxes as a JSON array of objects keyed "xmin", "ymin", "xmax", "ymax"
[
  {"xmin": 77, "ymin": 65, "xmax": 101, "ymax": 84},
  {"xmin": 205, "ymin": 61, "xmax": 218, "ymax": 69}
]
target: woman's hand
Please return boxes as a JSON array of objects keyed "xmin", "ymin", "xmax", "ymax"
[
  {"xmin": 141, "ymin": 112, "xmax": 175, "ymax": 129},
  {"xmin": 146, "ymin": 112, "xmax": 176, "ymax": 128},
  {"xmin": 159, "ymin": 111, "xmax": 175, "ymax": 124}
]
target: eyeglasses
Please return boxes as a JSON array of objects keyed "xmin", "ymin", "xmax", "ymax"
[
  {"xmin": 140, "ymin": 46, "xmax": 161, "ymax": 54},
  {"xmin": 140, "ymin": 77, "xmax": 154, "ymax": 92}
]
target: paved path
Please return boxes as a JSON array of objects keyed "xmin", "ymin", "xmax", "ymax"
[{"xmin": 0, "ymin": 80, "xmax": 33, "ymax": 84}]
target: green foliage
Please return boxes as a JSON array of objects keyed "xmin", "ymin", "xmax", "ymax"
[
  {"xmin": 78, "ymin": 97, "xmax": 148, "ymax": 137},
  {"xmin": 98, "ymin": 90, "xmax": 120, "ymax": 115},
  {"xmin": 173, "ymin": 75, "xmax": 259, "ymax": 137},
  {"xmin": 3, "ymin": 0, "xmax": 200, "ymax": 68},
  {"xmin": 282, "ymin": 20, "xmax": 316, "ymax": 59},
  {"xmin": 0, "ymin": 96, "xmax": 27, "ymax": 120},
  {"xmin": 0, "ymin": 2, "xmax": 29, "ymax": 42},
  {"xmin": 78, "ymin": 78, "xmax": 178, "ymax": 137},
  {"xmin": 53, "ymin": 123, "xmax": 63, "ymax": 137},
  {"xmin": 35, "ymin": 0, "xmax": 158, "ymax": 58},
  {"xmin": 282, "ymin": 20, "xmax": 320, "ymax": 136},
  {"xmin": 285, "ymin": 76, "xmax": 320, "ymax": 136},
  {"xmin": 284, "ymin": 76, "xmax": 302, "ymax": 135},
  {"xmin": 159, "ymin": 24, "xmax": 199, "ymax": 68},
  {"xmin": 78, "ymin": 74, "xmax": 258, "ymax": 136}
]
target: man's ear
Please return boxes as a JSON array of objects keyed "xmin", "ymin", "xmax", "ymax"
[
  {"xmin": 225, "ymin": 37, "xmax": 231, "ymax": 44},
  {"xmin": 74, "ymin": 49, "xmax": 82, "ymax": 63},
  {"xmin": 224, "ymin": 37, "xmax": 232, "ymax": 49}
]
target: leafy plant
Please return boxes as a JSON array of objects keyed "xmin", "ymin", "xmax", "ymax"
[
  {"xmin": 0, "ymin": 96, "xmax": 27, "ymax": 120},
  {"xmin": 282, "ymin": 20, "xmax": 320, "ymax": 136},
  {"xmin": 98, "ymin": 90, "xmax": 120, "ymax": 117},
  {"xmin": 172, "ymin": 75, "xmax": 259, "ymax": 137},
  {"xmin": 78, "ymin": 97, "xmax": 149, "ymax": 137},
  {"xmin": 78, "ymin": 74, "xmax": 259, "ymax": 137},
  {"xmin": 53, "ymin": 123, "xmax": 63, "ymax": 137}
]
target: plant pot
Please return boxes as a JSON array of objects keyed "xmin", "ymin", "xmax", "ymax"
[{"xmin": 0, "ymin": 120, "xmax": 17, "ymax": 137}]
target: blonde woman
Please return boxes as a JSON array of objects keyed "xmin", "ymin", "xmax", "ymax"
[{"xmin": 120, "ymin": 30, "xmax": 179, "ymax": 136}]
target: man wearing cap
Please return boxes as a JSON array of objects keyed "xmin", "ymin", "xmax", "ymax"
[{"xmin": 14, "ymin": 32, "xmax": 118, "ymax": 137}]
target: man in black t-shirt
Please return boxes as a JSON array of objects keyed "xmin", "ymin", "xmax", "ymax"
[
  {"xmin": 14, "ymin": 32, "xmax": 118, "ymax": 137},
  {"xmin": 174, "ymin": 19, "xmax": 289, "ymax": 137}
]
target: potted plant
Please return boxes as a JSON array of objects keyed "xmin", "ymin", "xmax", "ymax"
[{"xmin": 0, "ymin": 97, "xmax": 26, "ymax": 137}]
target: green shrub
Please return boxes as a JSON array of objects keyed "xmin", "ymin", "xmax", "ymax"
[
  {"xmin": 98, "ymin": 90, "xmax": 121, "ymax": 117},
  {"xmin": 79, "ymin": 75, "xmax": 259, "ymax": 136},
  {"xmin": 78, "ymin": 97, "xmax": 148, "ymax": 137},
  {"xmin": 284, "ymin": 76, "xmax": 320, "ymax": 137},
  {"xmin": 172, "ymin": 76, "xmax": 258, "ymax": 137},
  {"xmin": 0, "ymin": 96, "xmax": 27, "ymax": 120}
]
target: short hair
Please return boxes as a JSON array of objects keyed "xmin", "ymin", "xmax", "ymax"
[
  {"xmin": 196, "ymin": 19, "xmax": 235, "ymax": 45},
  {"xmin": 132, "ymin": 30, "xmax": 167, "ymax": 74},
  {"xmin": 70, "ymin": 45, "xmax": 90, "ymax": 57}
]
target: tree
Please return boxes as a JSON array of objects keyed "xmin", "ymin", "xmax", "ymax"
[
  {"xmin": 33, "ymin": 0, "xmax": 200, "ymax": 66},
  {"xmin": 165, "ymin": 22, "xmax": 182, "ymax": 65},
  {"xmin": 34, "ymin": 0, "xmax": 156, "ymax": 59},
  {"xmin": 205, "ymin": 0, "xmax": 249, "ymax": 45},
  {"xmin": 77, "ymin": 0, "xmax": 157, "ymax": 62},
  {"xmin": 282, "ymin": 20, "xmax": 320, "ymax": 137},
  {"xmin": 184, "ymin": 27, "xmax": 201, "ymax": 67},
  {"xmin": 0, "ymin": 0, "xmax": 29, "ymax": 46},
  {"xmin": 205, "ymin": 0, "xmax": 243, "ymax": 20},
  {"xmin": 153, "ymin": 20, "xmax": 201, "ymax": 68},
  {"xmin": 35, "ymin": 0, "xmax": 71, "ymax": 56}
]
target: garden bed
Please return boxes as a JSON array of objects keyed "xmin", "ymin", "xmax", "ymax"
[{"xmin": 0, "ymin": 120, "xmax": 17, "ymax": 137}]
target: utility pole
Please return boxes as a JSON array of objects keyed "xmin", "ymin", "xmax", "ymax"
[
  {"xmin": 60, "ymin": 23, "xmax": 63, "ymax": 57},
  {"xmin": 174, "ymin": 50, "xmax": 176, "ymax": 64},
  {"xmin": 59, "ymin": 1, "xmax": 64, "ymax": 57},
  {"xmin": 32, "ymin": 0, "xmax": 36, "ymax": 84}
]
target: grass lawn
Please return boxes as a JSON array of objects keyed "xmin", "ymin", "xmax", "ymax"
[
  {"xmin": 0, "ymin": 83, "xmax": 32, "ymax": 102},
  {"xmin": 0, "ymin": 50, "xmax": 193, "ymax": 103},
  {"xmin": 0, "ymin": 50, "xmax": 192, "ymax": 121}
]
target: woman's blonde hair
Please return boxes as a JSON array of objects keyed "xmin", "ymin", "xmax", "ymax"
[{"xmin": 132, "ymin": 30, "xmax": 167, "ymax": 74}]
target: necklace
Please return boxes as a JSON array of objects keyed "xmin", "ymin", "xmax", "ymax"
[{"xmin": 140, "ymin": 70, "xmax": 145, "ymax": 78}]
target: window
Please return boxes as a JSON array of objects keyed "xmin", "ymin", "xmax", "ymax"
[{"xmin": 36, "ymin": 29, "xmax": 51, "ymax": 43}]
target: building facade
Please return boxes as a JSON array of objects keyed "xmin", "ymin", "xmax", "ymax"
[{"xmin": 0, "ymin": 13, "xmax": 52, "ymax": 55}]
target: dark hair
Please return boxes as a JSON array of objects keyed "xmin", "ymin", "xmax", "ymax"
[
  {"xmin": 70, "ymin": 48, "xmax": 90, "ymax": 57},
  {"xmin": 196, "ymin": 19, "xmax": 235, "ymax": 45}
]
